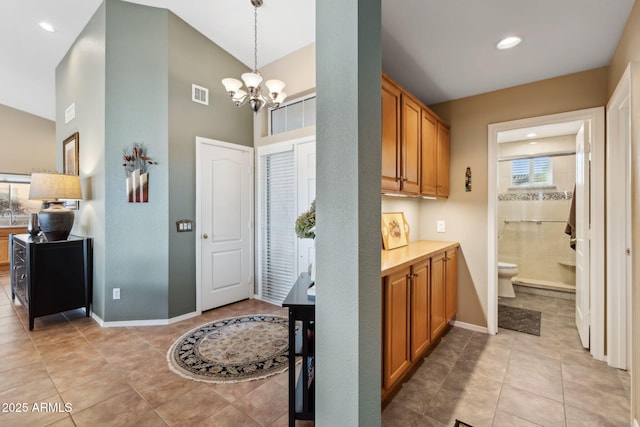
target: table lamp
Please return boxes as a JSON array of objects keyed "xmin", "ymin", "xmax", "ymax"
[{"xmin": 29, "ymin": 173, "xmax": 82, "ymax": 241}]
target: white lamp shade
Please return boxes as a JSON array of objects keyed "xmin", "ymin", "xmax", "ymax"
[
  {"xmin": 29, "ymin": 173, "xmax": 83, "ymax": 200},
  {"xmin": 241, "ymin": 72, "xmax": 263, "ymax": 89},
  {"xmin": 265, "ymin": 79, "xmax": 285, "ymax": 94},
  {"xmin": 232, "ymin": 89, "xmax": 248, "ymax": 102},
  {"xmin": 221, "ymin": 78, "xmax": 243, "ymax": 93},
  {"xmin": 274, "ymin": 92, "xmax": 287, "ymax": 104}
]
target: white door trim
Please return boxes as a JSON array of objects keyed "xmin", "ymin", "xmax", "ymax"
[
  {"xmin": 607, "ymin": 63, "xmax": 633, "ymax": 370},
  {"xmin": 487, "ymin": 108, "xmax": 606, "ymax": 363},
  {"xmin": 195, "ymin": 137, "xmax": 254, "ymax": 314}
]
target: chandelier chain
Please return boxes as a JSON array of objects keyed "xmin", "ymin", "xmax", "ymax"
[{"xmin": 253, "ymin": 5, "xmax": 258, "ymax": 72}]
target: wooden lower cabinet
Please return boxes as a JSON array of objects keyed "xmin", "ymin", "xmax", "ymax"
[
  {"xmin": 0, "ymin": 227, "xmax": 27, "ymax": 272},
  {"xmin": 382, "ymin": 268, "xmax": 411, "ymax": 391},
  {"xmin": 382, "ymin": 247, "xmax": 458, "ymax": 401},
  {"xmin": 430, "ymin": 252, "xmax": 447, "ymax": 339},
  {"xmin": 445, "ymin": 249, "xmax": 458, "ymax": 321},
  {"xmin": 410, "ymin": 259, "xmax": 430, "ymax": 360}
]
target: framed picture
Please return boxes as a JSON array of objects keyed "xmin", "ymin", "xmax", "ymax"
[
  {"xmin": 381, "ymin": 212, "xmax": 410, "ymax": 250},
  {"xmin": 62, "ymin": 132, "xmax": 80, "ymax": 209}
]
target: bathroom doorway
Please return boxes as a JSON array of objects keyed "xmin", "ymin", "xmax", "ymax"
[{"xmin": 487, "ymin": 108, "xmax": 606, "ymax": 362}]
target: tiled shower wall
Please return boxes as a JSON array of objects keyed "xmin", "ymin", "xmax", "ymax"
[{"xmin": 497, "ymin": 153, "xmax": 576, "ymax": 288}]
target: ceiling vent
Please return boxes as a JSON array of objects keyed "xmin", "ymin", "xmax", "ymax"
[{"xmin": 192, "ymin": 84, "xmax": 209, "ymax": 106}]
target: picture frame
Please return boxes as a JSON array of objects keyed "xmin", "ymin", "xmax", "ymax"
[
  {"xmin": 62, "ymin": 132, "xmax": 80, "ymax": 209},
  {"xmin": 381, "ymin": 212, "xmax": 410, "ymax": 250}
]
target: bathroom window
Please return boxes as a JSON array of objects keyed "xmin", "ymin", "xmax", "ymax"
[
  {"xmin": 0, "ymin": 174, "xmax": 41, "ymax": 227},
  {"xmin": 511, "ymin": 157, "xmax": 553, "ymax": 188}
]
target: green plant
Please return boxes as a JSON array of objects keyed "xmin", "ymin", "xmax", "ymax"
[{"xmin": 295, "ymin": 200, "xmax": 316, "ymax": 239}]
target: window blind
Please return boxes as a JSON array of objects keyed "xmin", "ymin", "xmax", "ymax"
[
  {"xmin": 260, "ymin": 150, "xmax": 297, "ymax": 305},
  {"xmin": 511, "ymin": 157, "xmax": 552, "ymax": 187}
]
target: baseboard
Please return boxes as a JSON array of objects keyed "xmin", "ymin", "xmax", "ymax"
[
  {"xmin": 450, "ymin": 320, "xmax": 488, "ymax": 334},
  {"xmin": 91, "ymin": 310, "xmax": 199, "ymax": 328}
]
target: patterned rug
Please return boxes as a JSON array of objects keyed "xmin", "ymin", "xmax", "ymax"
[
  {"xmin": 167, "ymin": 314, "xmax": 289, "ymax": 383},
  {"xmin": 498, "ymin": 304, "xmax": 541, "ymax": 336}
]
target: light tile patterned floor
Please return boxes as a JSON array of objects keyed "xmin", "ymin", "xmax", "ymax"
[
  {"xmin": 0, "ymin": 271, "xmax": 630, "ymax": 426},
  {"xmin": 384, "ymin": 290, "xmax": 631, "ymax": 427}
]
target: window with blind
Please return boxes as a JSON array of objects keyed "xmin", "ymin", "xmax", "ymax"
[
  {"xmin": 259, "ymin": 150, "xmax": 297, "ymax": 304},
  {"xmin": 269, "ymin": 95, "xmax": 316, "ymax": 135},
  {"xmin": 511, "ymin": 157, "xmax": 553, "ymax": 187}
]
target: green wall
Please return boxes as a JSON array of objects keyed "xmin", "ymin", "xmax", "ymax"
[
  {"xmin": 56, "ymin": 0, "xmax": 251, "ymax": 322},
  {"xmin": 167, "ymin": 13, "xmax": 252, "ymax": 318}
]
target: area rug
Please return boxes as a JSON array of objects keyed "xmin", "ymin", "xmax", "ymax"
[
  {"xmin": 498, "ymin": 304, "xmax": 541, "ymax": 336},
  {"xmin": 167, "ymin": 314, "xmax": 289, "ymax": 383}
]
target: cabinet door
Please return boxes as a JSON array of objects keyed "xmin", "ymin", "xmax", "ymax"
[
  {"xmin": 445, "ymin": 249, "xmax": 458, "ymax": 321},
  {"xmin": 436, "ymin": 123, "xmax": 450, "ymax": 197},
  {"xmin": 0, "ymin": 234, "xmax": 8, "ymax": 271},
  {"xmin": 420, "ymin": 109, "xmax": 438, "ymax": 196},
  {"xmin": 410, "ymin": 259, "xmax": 430, "ymax": 360},
  {"xmin": 383, "ymin": 268, "xmax": 411, "ymax": 389},
  {"xmin": 381, "ymin": 78, "xmax": 401, "ymax": 192},
  {"xmin": 401, "ymin": 95, "xmax": 421, "ymax": 194},
  {"xmin": 430, "ymin": 252, "xmax": 447, "ymax": 338}
]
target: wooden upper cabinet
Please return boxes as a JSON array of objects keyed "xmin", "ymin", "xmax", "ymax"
[
  {"xmin": 420, "ymin": 109, "xmax": 438, "ymax": 197},
  {"xmin": 436, "ymin": 122, "xmax": 450, "ymax": 197},
  {"xmin": 401, "ymin": 95, "xmax": 421, "ymax": 194},
  {"xmin": 381, "ymin": 77, "xmax": 401, "ymax": 192}
]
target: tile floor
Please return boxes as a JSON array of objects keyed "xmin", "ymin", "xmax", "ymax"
[
  {"xmin": 0, "ymin": 271, "xmax": 630, "ymax": 427},
  {"xmin": 383, "ymin": 289, "xmax": 631, "ymax": 427}
]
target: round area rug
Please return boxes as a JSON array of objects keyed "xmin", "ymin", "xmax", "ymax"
[{"xmin": 167, "ymin": 314, "xmax": 289, "ymax": 384}]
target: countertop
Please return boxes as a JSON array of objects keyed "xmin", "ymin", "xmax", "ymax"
[{"xmin": 381, "ymin": 240, "xmax": 459, "ymax": 276}]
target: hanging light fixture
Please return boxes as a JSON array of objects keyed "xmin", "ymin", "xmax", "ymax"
[{"xmin": 221, "ymin": 0, "xmax": 287, "ymax": 113}]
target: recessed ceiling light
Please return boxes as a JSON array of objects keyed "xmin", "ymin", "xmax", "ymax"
[
  {"xmin": 497, "ymin": 36, "xmax": 521, "ymax": 50},
  {"xmin": 39, "ymin": 22, "xmax": 55, "ymax": 33},
  {"xmin": 526, "ymin": 132, "xmax": 537, "ymax": 138}
]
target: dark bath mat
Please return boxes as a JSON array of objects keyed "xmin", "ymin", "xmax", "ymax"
[
  {"xmin": 498, "ymin": 305, "xmax": 542, "ymax": 336},
  {"xmin": 454, "ymin": 420, "xmax": 474, "ymax": 427}
]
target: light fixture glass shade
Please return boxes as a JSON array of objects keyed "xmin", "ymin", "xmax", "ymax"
[
  {"xmin": 241, "ymin": 72, "xmax": 263, "ymax": 89},
  {"xmin": 265, "ymin": 79, "xmax": 285, "ymax": 95},
  {"xmin": 232, "ymin": 89, "xmax": 248, "ymax": 103},
  {"xmin": 29, "ymin": 173, "xmax": 83, "ymax": 201},
  {"xmin": 222, "ymin": 78, "xmax": 243, "ymax": 94},
  {"xmin": 274, "ymin": 92, "xmax": 287, "ymax": 104}
]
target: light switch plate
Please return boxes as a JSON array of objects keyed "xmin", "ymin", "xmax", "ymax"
[{"xmin": 437, "ymin": 220, "xmax": 446, "ymax": 233}]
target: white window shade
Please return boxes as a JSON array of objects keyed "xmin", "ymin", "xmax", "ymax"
[
  {"xmin": 511, "ymin": 157, "xmax": 552, "ymax": 187},
  {"xmin": 260, "ymin": 150, "xmax": 296, "ymax": 304}
]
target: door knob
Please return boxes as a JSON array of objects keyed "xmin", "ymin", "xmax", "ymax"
[{"xmin": 203, "ymin": 233, "xmax": 209, "ymax": 239}]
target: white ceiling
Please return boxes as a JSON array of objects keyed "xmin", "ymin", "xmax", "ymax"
[
  {"xmin": 497, "ymin": 120, "xmax": 584, "ymax": 143},
  {"xmin": 0, "ymin": 0, "xmax": 634, "ymax": 121}
]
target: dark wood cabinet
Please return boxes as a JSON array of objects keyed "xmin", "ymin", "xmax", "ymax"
[
  {"xmin": 283, "ymin": 273, "xmax": 315, "ymax": 426},
  {"xmin": 10, "ymin": 234, "xmax": 93, "ymax": 330}
]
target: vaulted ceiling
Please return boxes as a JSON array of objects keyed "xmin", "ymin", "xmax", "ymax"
[{"xmin": 0, "ymin": 0, "xmax": 634, "ymax": 120}]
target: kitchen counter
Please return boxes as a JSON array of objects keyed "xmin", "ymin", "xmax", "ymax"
[{"xmin": 381, "ymin": 240, "xmax": 459, "ymax": 276}]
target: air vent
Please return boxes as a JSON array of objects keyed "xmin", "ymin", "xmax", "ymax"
[{"xmin": 192, "ymin": 84, "xmax": 209, "ymax": 106}]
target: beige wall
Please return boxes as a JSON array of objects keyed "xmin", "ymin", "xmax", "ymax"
[
  {"xmin": 423, "ymin": 67, "xmax": 607, "ymax": 327},
  {"xmin": 608, "ymin": 0, "xmax": 640, "ymax": 97},
  {"xmin": 0, "ymin": 103, "xmax": 55, "ymax": 174},
  {"xmin": 253, "ymin": 43, "xmax": 316, "ymax": 147}
]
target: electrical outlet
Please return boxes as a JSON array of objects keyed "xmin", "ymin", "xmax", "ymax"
[
  {"xmin": 113, "ymin": 288, "xmax": 120, "ymax": 300},
  {"xmin": 437, "ymin": 220, "xmax": 446, "ymax": 233}
]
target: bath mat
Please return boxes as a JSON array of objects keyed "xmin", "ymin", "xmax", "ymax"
[
  {"xmin": 167, "ymin": 314, "xmax": 289, "ymax": 383},
  {"xmin": 498, "ymin": 305, "xmax": 541, "ymax": 336},
  {"xmin": 454, "ymin": 420, "xmax": 474, "ymax": 427}
]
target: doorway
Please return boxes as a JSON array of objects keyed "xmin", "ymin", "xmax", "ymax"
[
  {"xmin": 195, "ymin": 137, "xmax": 254, "ymax": 312},
  {"xmin": 487, "ymin": 108, "xmax": 606, "ymax": 361}
]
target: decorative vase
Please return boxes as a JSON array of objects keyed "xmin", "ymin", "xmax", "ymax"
[{"xmin": 27, "ymin": 213, "xmax": 40, "ymax": 237}]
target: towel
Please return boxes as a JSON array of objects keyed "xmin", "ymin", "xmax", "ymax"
[{"xmin": 565, "ymin": 184, "xmax": 576, "ymax": 250}]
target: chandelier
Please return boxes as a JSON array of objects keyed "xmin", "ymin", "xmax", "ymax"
[{"xmin": 221, "ymin": 0, "xmax": 287, "ymax": 113}]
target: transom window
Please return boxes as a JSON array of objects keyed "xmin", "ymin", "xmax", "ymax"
[{"xmin": 269, "ymin": 94, "xmax": 316, "ymax": 135}]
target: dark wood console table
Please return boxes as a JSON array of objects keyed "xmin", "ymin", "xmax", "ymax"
[
  {"xmin": 10, "ymin": 234, "xmax": 93, "ymax": 330},
  {"xmin": 283, "ymin": 273, "xmax": 315, "ymax": 426}
]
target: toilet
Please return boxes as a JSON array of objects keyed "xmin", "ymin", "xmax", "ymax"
[{"xmin": 498, "ymin": 262, "xmax": 518, "ymax": 298}]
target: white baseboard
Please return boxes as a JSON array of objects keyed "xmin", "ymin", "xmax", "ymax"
[
  {"xmin": 91, "ymin": 311, "xmax": 200, "ymax": 328},
  {"xmin": 450, "ymin": 320, "xmax": 488, "ymax": 334}
]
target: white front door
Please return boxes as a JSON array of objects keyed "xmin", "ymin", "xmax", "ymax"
[
  {"xmin": 575, "ymin": 123, "xmax": 590, "ymax": 348},
  {"xmin": 197, "ymin": 138, "xmax": 253, "ymax": 311}
]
